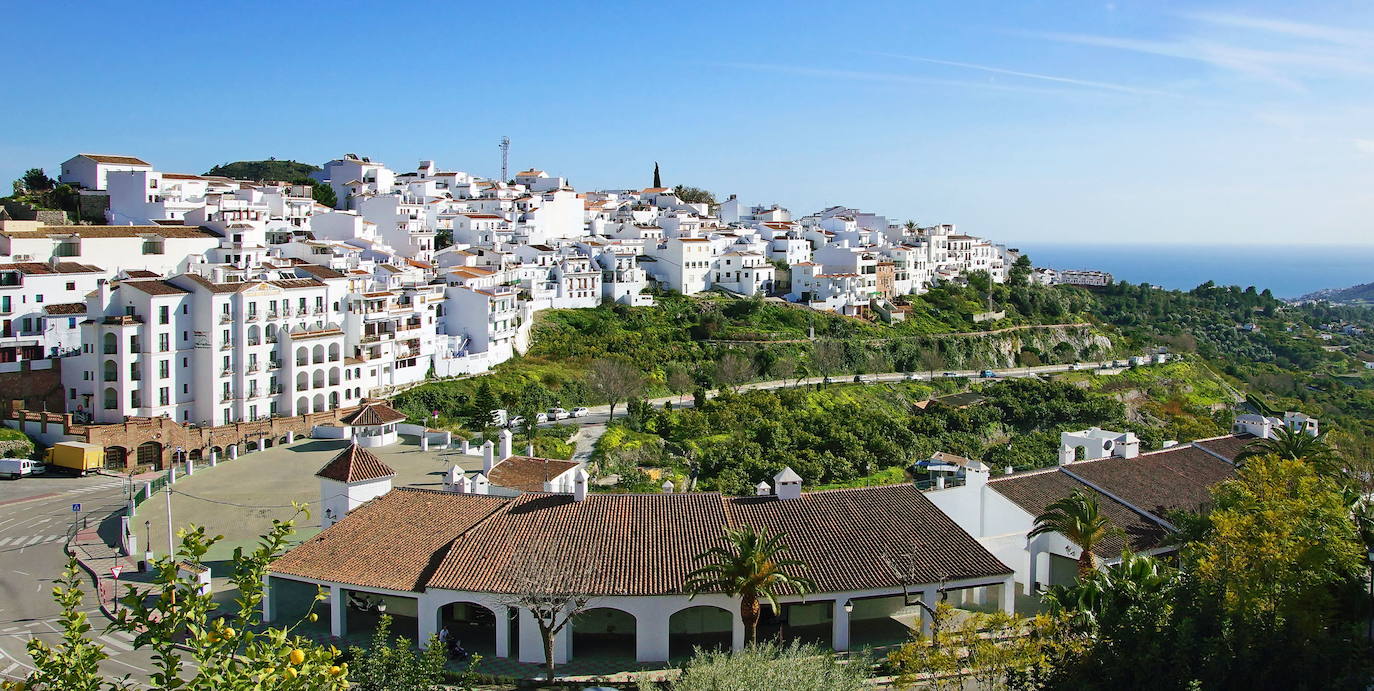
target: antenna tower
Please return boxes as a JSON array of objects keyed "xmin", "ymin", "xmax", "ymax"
[{"xmin": 499, "ymin": 136, "xmax": 510, "ymax": 182}]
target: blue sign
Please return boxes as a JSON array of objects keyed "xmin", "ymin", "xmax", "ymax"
[{"xmin": 71, "ymin": 503, "xmax": 81, "ymax": 513}]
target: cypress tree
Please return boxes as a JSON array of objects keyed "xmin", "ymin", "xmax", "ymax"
[{"xmin": 653, "ymin": 162, "xmax": 661, "ymax": 188}]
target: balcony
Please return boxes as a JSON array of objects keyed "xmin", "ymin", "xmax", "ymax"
[
  {"xmin": 246, "ymin": 312, "xmax": 260, "ymax": 322},
  {"xmin": 247, "ymin": 338, "xmax": 261, "ymax": 347},
  {"xmin": 219, "ymin": 341, "xmax": 232, "ymax": 351},
  {"xmin": 221, "ymin": 367, "xmax": 233, "ymax": 377},
  {"xmin": 246, "ymin": 363, "xmax": 259, "ymax": 373},
  {"xmin": 220, "ymin": 392, "xmax": 233, "ymax": 402},
  {"xmin": 220, "ymin": 314, "xmax": 233, "ymax": 324},
  {"xmin": 266, "ymin": 310, "xmax": 279, "ymax": 321},
  {"xmin": 268, "ymin": 359, "xmax": 281, "ymax": 370}
]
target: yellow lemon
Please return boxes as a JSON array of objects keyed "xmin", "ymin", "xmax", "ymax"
[
  {"xmin": 288, "ymin": 648, "xmax": 306, "ymax": 665},
  {"xmin": 284, "ymin": 667, "xmax": 299, "ymax": 680}
]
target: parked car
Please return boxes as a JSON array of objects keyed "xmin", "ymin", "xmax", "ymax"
[
  {"xmin": 1068, "ymin": 363, "xmax": 1082, "ymax": 370},
  {"xmin": 548, "ymin": 407, "xmax": 570, "ymax": 420},
  {"xmin": 535, "ymin": 412, "xmax": 549, "ymax": 424},
  {"xmin": 507, "ymin": 416, "xmax": 525, "ymax": 428},
  {"xmin": 570, "ymin": 407, "xmax": 590, "ymax": 418},
  {"xmin": 943, "ymin": 371, "xmax": 959, "ymax": 377},
  {"xmin": 902, "ymin": 372, "xmax": 918, "ymax": 380},
  {"xmin": 980, "ymin": 370, "xmax": 998, "ymax": 378},
  {"xmin": 0, "ymin": 459, "xmax": 46, "ymax": 480}
]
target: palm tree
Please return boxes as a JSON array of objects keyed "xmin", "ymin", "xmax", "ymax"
[
  {"xmin": 685, "ymin": 525, "xmax": 817, "ymax": 643},
  {"xmin": 1028, "ymin": 490, "xmax": 1113, "ymax": 579},
  {"xmin": 1235, "ymin": 426, "xmax": 1336, "ymax": 469}
]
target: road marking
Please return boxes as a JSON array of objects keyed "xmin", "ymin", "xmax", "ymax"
[
  {"xmin": 98, "ymin": 634, "xmax": 132, "ymax": 651},
  {"xmin": 104, "ymin": 656, "xmax": 148, "ymax": 673},
  {"xmin": 0, "ymin": 538, "xmax": 13, "ymax": 547},
  {"xmin": 0, "ymin": 663, "xmax": 17, "ymax": 677}
]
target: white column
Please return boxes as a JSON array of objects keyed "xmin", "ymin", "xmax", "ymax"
[
  {"xmin": 731, "ymin": 611, "xmax": 746, "ymax": 651},
  {"xmin": 262, "ymin": 574, "xmax": 276, "ymax": 622},
  {"xmin": 329, "ymin": 585, "xmax": 345, "ymax": 637},
  {"xmin": 494, "ymin": 604, "xmax": 511, "ymax": 658},
  {"xmin": 635, "ymin": 609, "xmax": 668, "ymax": 662},
  {"xmin": 1026, "ymin": 549, "xmax": 1041, "ymax": 596},
  {"xmin": 920, "ymin": 587, "xmax": 939, "ymax": 636},
  {"xmin": 518, "ymin": 608, "xmax": 568, "ymax": 664},
  {"xmin": 1000, "ymin": 578, "xmax": 1016, "ymax": 614},
  {"xmin": 286, "ymin": 430, "xmax": 295, "ymax": 444},
  {"xmin": 229, "ymin": 444, "xmax": 239, "ymax": 460},
  {"xmin": 832, "ymin": 599, "xmax": 850, "ymax": 652},
  {"xmin": 417, "ymin": 594, "xmax": 438, "ymax": 644}
]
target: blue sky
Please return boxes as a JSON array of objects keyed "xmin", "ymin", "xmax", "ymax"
[{"xmin": 3, "ymin": 1, "xmax": 1373, "ymax": 246}]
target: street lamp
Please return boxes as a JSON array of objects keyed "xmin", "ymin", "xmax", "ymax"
[{"xmin": 842, "ymin": 599, "xmax": 853, "ymax": 614}]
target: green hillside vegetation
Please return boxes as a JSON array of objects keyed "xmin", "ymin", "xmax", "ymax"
[
  {"xmin": 594, "ymin": 368, "xmax": 1231, "ymax": 495},
  {"xmin": 204, "ymin": 159, "xmax": 320, "ymax": 181}
]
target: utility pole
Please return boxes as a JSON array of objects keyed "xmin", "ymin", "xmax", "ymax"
[{"xmin": 499, "ymin": 136, "xmax": 510, "ymax": 182}]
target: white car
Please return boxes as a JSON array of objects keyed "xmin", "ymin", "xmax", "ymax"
[
  {"xmin": 535, "ymin": 412, "xmax": 549, "ymax": 424},
  {"xmin": 570, "ymin": 407, "xmax": 590, "ymax": 418},
  {"xmin": 507, "ymin": 416, "xmax": 525, "ymax": 428},
  {"xmin": 548, "ymin": 407, "xmax": 570, "ymax": 420}
]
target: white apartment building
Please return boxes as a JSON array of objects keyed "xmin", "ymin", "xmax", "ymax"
[
  {"xmin": 58, "ymin": 154, "xmax": 153, "ymax": 191},
  {"xmin": 0, "ymin": 261, "xmax": 108, "ymax": 362}
]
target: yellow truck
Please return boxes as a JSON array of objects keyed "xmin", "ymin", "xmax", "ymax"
[{"xmin": 44, "ymin": 441, "xmax": 104, "ymax": 476}]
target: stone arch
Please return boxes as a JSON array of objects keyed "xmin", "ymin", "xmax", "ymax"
[
  {"xmin": 668, "ymin": 605, "xmax": 733, "ymax": 659},
  {"xmin": 102, "ymin": 446, "xmax": 127, "ymax": 470},
  {"xmin": 278, "ymin": 435, "xmax": 290, "ymax": 445},
  {"xmin": 437, "ymin": 600, "xmax": 500, "ymax": 657},
  {"xmin": 136, "ymin": 441, "xmax": 163, "ymax": 469},
  {"xmin": 188, "ymin": 448, "xmax": 203, "ymax": 461},
  {"xmin": 572, "ymin": 607, "xmax": 637, "ymax": 661}
]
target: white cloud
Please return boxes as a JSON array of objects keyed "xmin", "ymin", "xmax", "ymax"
[
  {"xmin": 1353, "ymin": 138, "xmax": 1374, "ymax": 155},
  {"xmin": 873, "ymin": 53, "xmax": 1175, "ymax": 97}
]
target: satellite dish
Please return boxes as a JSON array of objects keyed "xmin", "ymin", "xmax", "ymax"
[{"xmin": 1103, "ymin": 440, "xmax": 1113, "ymax": 451}]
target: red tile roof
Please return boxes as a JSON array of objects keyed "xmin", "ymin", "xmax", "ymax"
[
  {"xmin": 315, "ymin": 444, "xmax": 396, "ymax": 483},
  {"xmin": 487, "ymin": 456, "xmax": 581, "ymax": 493},
  {"xmin": 339, "ymin": 403, "xmax": 407, "ymax": 427},
  {"xmin": 990, "ymin": 469, "xmax": 1168, "ymax": 557}
]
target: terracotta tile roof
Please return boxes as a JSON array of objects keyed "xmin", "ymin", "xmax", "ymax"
[
  {"xmin": 161, "ymin": 172, "xmax": 203, "ymax": 180},
  {"xmin": 487, "ymin": 456, "xmax": 581, "ymax": 492},
  {"xmin": 990, "ymin": 470, "xmax": 1168, "ymax": 557},
  {"xmin": 1, "ymin": 225, "xmax": 219, "ymax": 239},
  {"xmin": 428, "ymin": 491, "xmax": 729, "ymax": 596},
  {"xmin": 1065, "ymin": 444, "xmax": 1235, "ymax": 519},
  {"xmin": 340, "ymin": 402, "xmax": 407, "ymax": 427},
  {"xmin": 122, "ymin": 269, "xmax": 161, "ymax": 278},
  {"xmin": 0, "ymin": 262, "xmax": 104, "ymax": 274},
  {"xmin": 43, "ymin": 302, "xmax": 85, "ymax": 315},
  {"xmin": 294, "ymin": 264, "xmax": 346, "ymax": 280},
  {"xmin": 1191, "ymin": 434, "xmax": 1253, "ymax": 462},
  {"xmin": 272, "ymin": 488, "xmax": 508, "ymax": 591},
  {"xmin": 726, "ymin": 485, "xmax": 1010, "ymax": 591},
  {"xmin": 316, "ymin": 443, "xmax": 396, "ymax": 483},
  {"xmin": 121, "ymin": 280, "xmax": 190, "ymax": 296},
  {"xmin": 78, "ymin": 154, "xmax": 151, "ymax": 166}
]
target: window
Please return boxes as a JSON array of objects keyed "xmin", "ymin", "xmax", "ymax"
[
  {"xmin": 66, "ymin": 281, "xmax": 75, "ymax": 290},
  {"xmin": 182, "ymin": 384, "xmax": 188, "ymax": 395},
  {"xmin": 158, "ymin": 333, "xmax": 169, "ymax": 352},
  {"xmin": 181, "ymin": 357, "xmax": 188, "ymax": 367},
  {"xmin": 69, "ymin": 388, "xmax": 76, "ymax": 400},
  {"xmin": 130, "ymin": 389, "xmax": 141, "ymax": 408},
  {"xmin": 20, "ymin": 318, "xmax": 31, "ymax": 333},
  {"xmin": 129, "ymin": 362, "xmax": 140, "ymax": 380},
  {"xmin": 103, "ymin": 388, "xmax": 117, "ymax": 410},
  {"xmin": 159, "ymin": 306, "xmax": 169, "ymax": 324},
  {"xmin": 182, "ymin": 305, "xmax": 188, "ymax": 314},
  {"xmin": 158, "ymin": 387, "xmax": 169, "ymax": 406},
  {"xmin": 158, "ymin": 360, "xmax": 169, "ymax": 378},
  {"xmin": 222, "ymin": 355, "xmax": 230, "ymax": 370},
  {"xmin": 182, "ymin": 330, "xmax": 188, "ymax": 342},
  {"xmin": 1, "ymin": 296, "xmax": 10, "ymax": 314},
  {"xmin": 68, "ymin": 318, "xmax": 76, "ymax": 328}
]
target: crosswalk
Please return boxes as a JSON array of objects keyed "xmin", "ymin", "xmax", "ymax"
[
  {"xmin": 0, "ymin": 534, "xmax": 65, "ymax": 548},
  {"xmin": 64, "ymin": 480, "xmax": 128, "ymax": 495}
]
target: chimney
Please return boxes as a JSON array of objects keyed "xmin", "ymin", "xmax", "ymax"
[
  {"xmin": 964, "ymin": 460, "xmax": 990, "ymax": 489},
  {"xmin": 573, "ymin": 467, "xmax": 589, "ymax": 501},
  {"xmin": 499, "ymin": 428, "xmax": 512, "ymax": 460},
  {"xmin": 661, "ymin": 479, "xmax": 674, "ymax": 493},
  {"xmin": 773, "ymin": 467, "xmax": 803, "ymax": 500},
  {"xmin": 481, "ymin": 439, "xmax": 495, "ymax": 473},
  {"xmin": 1004, "ymin": 465, "xmax": 1014, "ymax": 475},
  {"xmin": 472, "ymin": 472, "xmax": 490, "ymax": 495}
]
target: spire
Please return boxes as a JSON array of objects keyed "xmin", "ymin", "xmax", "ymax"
[{"xmin": 653, "ymin": 162, "xmax": 661, "ymax": 189}]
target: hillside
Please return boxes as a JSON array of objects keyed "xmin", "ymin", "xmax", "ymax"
[
  {"xmin": 203, "ymin": 159, "xmax": 320, "ymax": 181},
  {"xmin": 1299, "ymin": 281, "xmax": 1374, "ymax": 305}
]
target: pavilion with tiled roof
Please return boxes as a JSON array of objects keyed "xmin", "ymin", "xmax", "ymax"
[
  {"xmin": 335, "ymin": 401, "xmax": 406, "ymax": 447},
  {"xmin": 267, "ymin": 467, "xmax": 1014, "ymax": 664}
]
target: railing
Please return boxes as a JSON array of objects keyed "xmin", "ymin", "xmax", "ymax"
[
  {"xmin": 246, "ymin": 312, "xmax": 260, "ymax": 322},
  {"xmin": 219, "ymin": 341, "xmax": 232, "ymax": 351},
  {"xmin": 267, "ymin": 311, "xmax": 279, "ymax": 320},
  {"xmin": 246, "ymin": 363, "xmax": 259, "ymax": 373},
  {"xmin": 268, "ymin": 360, "xmax": 281, "ymax": 370},
  {"xmin": 220, "ymin": 314, "xmax": 233, "ymax": 324}
]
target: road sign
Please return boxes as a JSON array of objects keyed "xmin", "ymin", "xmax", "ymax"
[
  {"xmin": 110, "ymin": 566, "xmax": 123, "ymax": 579},
  {"xmin": 71, "ymin": 503, "xmax": 81, "ymax": 513}
]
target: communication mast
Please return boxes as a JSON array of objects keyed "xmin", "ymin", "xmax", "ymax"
[{"xmin": 499, "ymin": 136, "xmax": 510, "ymax": 182}]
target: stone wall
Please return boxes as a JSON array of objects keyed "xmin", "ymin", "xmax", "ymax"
[
  {"xmin": 7, "ymin": 403, "xmax": 375, "ymax": 472},
  {"xmin": 0, "ymin": 359, "xmax": 65, "ymax": 413}
]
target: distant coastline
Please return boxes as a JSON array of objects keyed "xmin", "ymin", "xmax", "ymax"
[{"xmin": 1017, "ymin": 243, "xmax": 1374, "ymax": 299}]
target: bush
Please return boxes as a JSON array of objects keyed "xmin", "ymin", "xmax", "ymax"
[{"xmin": 667, "ymin": 640, "xmax": 869, "ymax": 691}]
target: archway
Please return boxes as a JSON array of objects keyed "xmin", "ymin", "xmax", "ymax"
[
  {"xmin": 312, "ymin": 344, "xmax": 325, "ymax": 364},
  {"xmin": 296, "ymin": 347, "xmax": 308, "ymax": 366},
  {"xmin": 296, "ymin": 372, "xmax": 308, "ymax": 392},
  {"xmin": 210, "ymin": 446, "xmax": 223, "ymax": 460},
  {"xmin": 312, "ymin": 394, "xmax": 325, "ymax": 413},
  {"xmin": 263, "ymin": 437, "xmax": 274, "ymax": 449},
  {"xmin": 755, "ymin": 601, "xmax": 832, "ymax": 648},
  {"xmin": 669, "ymin": 605, "xmax": 733, "ymax": 659},
  {"xmin": 328, "ymin": 392, "xmax": 339, "ymax": 409},
  {"xmin": 246, "ymin": 440, "xmax": 259, "ymax": 452},
  {"xmin": 136, "ymin": 441, "xmax": 163, "ymax": 469},
  {"xmin": 328, "ymin": 343, "xmax": 340, "ymax": 362},
  {"xmin": 279, "ymin": 435, "xmax": 290, "ymax": 445},
  {"xmin": 102, "ymin": 446, "xmax": 127, "ymax": 470},
  {"xmin": 189, "ymin": 448, "xmax": 203, "ymax": 461},
  {"xmin": 103, "ymin": 360, "xmax": 118, "ymax": 382},
  {"xmin": 438, "ymin": 601, "xmax": 499, "ymax": 657},
  {"xmin": 328, "ymin": 367, "xmax": 340, "ymax": 386},
  {"xmin": 572, "ymin": 607, "xmax": 637, "ymax": 660},
  {"xmin": 312, "ymin": 370, "xmax": 325, "ymax": 389}
]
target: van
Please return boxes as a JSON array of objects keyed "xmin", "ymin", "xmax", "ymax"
[{"xmin": 0, "ymin": 458, "xmax": 47, "ymax": 480}]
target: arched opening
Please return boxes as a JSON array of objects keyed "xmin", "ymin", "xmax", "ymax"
[
  {"xmin": 669, "ymin": 605, "xmax": 733, "ymax": 659},
  {"xmin": 312, "ymin": 370, "xmax": 325, "ymax": 389},
  {"xmin": 246, "ymin": 440, "xmax": 259, "ymax": 451},
  {"xmin": 296, "ymin": 372, "xmax": 308, "ymax": 392},
  {"xmin": 328, "ymin": 367, "xmax": 340, "ymax": 386},
  {"xmin": 296, "ymin": 397, "xmax": 308, "ymax": 415},
  {"xmin": 102, "ymin": 446, "xmax": 127, "ymax": 470},
  {"xmin": 188, "ymin": 448, "xmax": 203, "ymax": 461},
  {"xmin": 279, "ymin": 435, "xmax": 289, "ymax": 445},
  {"xmin": 328, "ymin": 392, "xmax": 339, "ymax": 408},
  {"xmin": 210, "ymin": 446, "xmax": 223, "ymax": 459},
  {"xmin": 312, "ymin": 344, "xmax": 325, "ymax": 364},
  {"xmin": 103, "ymin": 387, "xmax": 118, "ymax": 409},
  {"xmin": 847, "ymin": 594, "xmax": 926, "ymax": 648},
  {"xmin": 102, "ymin": 332, "xmax": 117, "ymax": 354},
  {"xmin": 756, "ymin": 601, "xmax": 833, "ymax": 648},
  {"xmin": 572, "ymin": 607, "xmax": 637, "ymax": 661},
  {"xmin": 266, "ymin": 324, "xmax": 278, "ymax": 343},
  {"xmin": 263, "ymin": 437, "xmax": 273, "ymax": 449},
  {"xmin": 328, "ymin": 343, "xmax": 340, "ymax": 362},
  {"xmin": 136, "ymin": 441, "xmax": 163, "ymax": 469},
  {"xmin": 247, "ymin": 325, "xmax": 260, "ymax": 346},
  {"xmin": 296, "ymin": 347, "xmax": 308, "ymax": 366},
  {"xmin": 438, "ymin": 601, "xmax": 499, "ymax": 657},
  {"xmin": 103, "ymin": 360, "xmax": 118, "ymax": 382},
  {"xmin": 312, "ymin": 394, "xmax": 325, "ymax": 413}
]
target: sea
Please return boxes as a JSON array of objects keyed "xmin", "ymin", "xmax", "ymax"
[{"xmin": 1018, "ymin": 243, "xmax": 1374, "ymax": 299}]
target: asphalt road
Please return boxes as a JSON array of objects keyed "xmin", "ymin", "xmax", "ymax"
[{"xmin": 0, "ymin": 474, "xmax": 167, "ymax": 687}]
